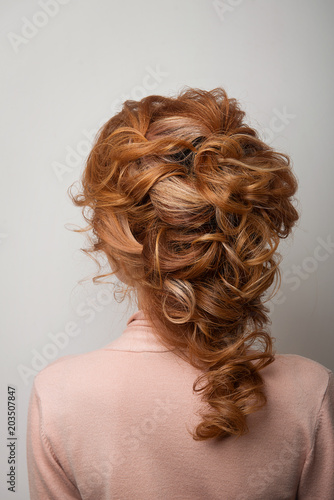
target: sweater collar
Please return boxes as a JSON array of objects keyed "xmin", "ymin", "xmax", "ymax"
[
  {"xmin": 126, "ymin": 309, "xmax": 152, "ymax": 328},
  {"xmin": 104, "ymin": 310, "xmax": 171, "ymax": 352},
  {"xmin": 105, "ymin": 310, "xmax": 260, "ymax": 358}
]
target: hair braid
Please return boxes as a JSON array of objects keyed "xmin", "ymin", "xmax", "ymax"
[{"xmin": 69, "ymin": 87, "xmax": 300, "ymax": 440}]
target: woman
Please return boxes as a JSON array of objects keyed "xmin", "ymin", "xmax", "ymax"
[{"xmin": 26, "ymin": 87, "xmax": 334, "ymax": 499}]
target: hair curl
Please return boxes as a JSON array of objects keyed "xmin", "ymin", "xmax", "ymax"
[{"xmin": 68, "ymin": 87, "xmax": 300, "ymax": 441}]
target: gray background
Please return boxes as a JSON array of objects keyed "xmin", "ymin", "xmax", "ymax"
[{"xmin": 1, "ymin": 0, "xmax": 333, "ymax": 498}]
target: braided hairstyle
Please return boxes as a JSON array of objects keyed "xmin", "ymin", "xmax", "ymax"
[{"xmin": 69, "ymin": 87, "xmax": 300, "ymax": 441}]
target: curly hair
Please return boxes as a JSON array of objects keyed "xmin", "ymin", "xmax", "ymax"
[{"xmin": 68, "ymin": 87, "xmax": 300, "ymax": 441}]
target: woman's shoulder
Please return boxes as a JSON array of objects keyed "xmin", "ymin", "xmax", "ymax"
[
  {"xmin": 33, "ymin": 349, "xmax": 104, "ymax": 380},
  {"xmin": 31, "ymin": 348, "xmax": 125, "ymax": 403},
  {"xmin": 34, "ymin": 347, "xmax": 333, "ymax": 392},
  {"xmin": 34, "ymin": 347, "xmax": 333, "ymax": 384},
  {"xmin": 260, "ymin": 352, "xmax": 333, "ymax": 415},
  {"xmin": 270, "ymin": 352, "xmax": 332, "ymax": 383}
]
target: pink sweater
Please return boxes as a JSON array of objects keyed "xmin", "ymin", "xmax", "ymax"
[{"xmin": 26, "ymin": 310, "xmax": 334, "ymax": 499}]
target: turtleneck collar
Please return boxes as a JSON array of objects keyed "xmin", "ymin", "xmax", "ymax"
[
  {"xmin": 126, "ymin": 309, "xmax": 151, "ymax": 328},
  {"xmin": 103, "ymin": 310, "xmax": 171, "ymax": 352},
  {"xmin": 104, "ymin": 310, "xmax": 260, "ymax": 358}
]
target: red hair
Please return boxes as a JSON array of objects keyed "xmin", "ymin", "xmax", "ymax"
[{"xmin": 69, "ymin": 87, "xmax": 300, "ymax": 441}]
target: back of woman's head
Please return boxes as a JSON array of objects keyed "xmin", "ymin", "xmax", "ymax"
[{"xmin": 69, "ymin": 87, "xmax": 299, "ymax": 441}]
